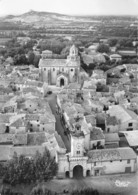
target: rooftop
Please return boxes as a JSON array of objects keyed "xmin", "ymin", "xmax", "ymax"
[
  {"xmin": 90, "ymin": 127, "xmax": 105, "ymax": 141},
  {"xmin": 122, "ymin": 130, "xmax": 138, "ymax": 147},
  {"xmin": 88, "ymin": 147, "xmax": 136, "ymax": 162},
  {"xmin": 105, "ymin": 133, "xmax": 120, "ymax": 142}
]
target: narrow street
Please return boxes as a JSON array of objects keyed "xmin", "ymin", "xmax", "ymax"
[{"xmin": 46, "ymin": 94, "xmax": 71, "ymax": 152}]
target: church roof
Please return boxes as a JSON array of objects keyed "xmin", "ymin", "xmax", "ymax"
[{"xmin": 39, "ymin": 58, "xmax": 66, "ymax": 67}]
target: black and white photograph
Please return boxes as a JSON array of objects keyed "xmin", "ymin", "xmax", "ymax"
[{"xmin": 0, "ymin": 0, "xmax": 138, "ymax": 194}]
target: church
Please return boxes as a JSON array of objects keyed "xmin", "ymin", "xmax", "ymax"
[{"xmin": 39, "ymin": 45, "xmax": 80, "ymax": 87}]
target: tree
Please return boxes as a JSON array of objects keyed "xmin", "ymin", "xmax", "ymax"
[
  {"xmin": 2, "ymin": 149, "xmax": 58, "ymax": 185},
  {"xmin": 71, "ymin": 188, "xmax": 99, "ymax": 195},
  {"xmin": 60, "ymin": 46, "xmax": 70, "ymax": 57},
  {"xmin": 13, "ymin": 54, "xmax": 28, "ymax": 65},
  {"xmin": 96, "ymin": 44, "xmax": 110, "ymax": 54},
  {"xmin": 33, "ymin": 55, "xmax": 41, "ymax": 68},
  {"xmin": 28, "ymin": 51, "xmax": 35, "ymax": 64},
  {"xmin": 108, "ymin": 38, "xmax": 118, "ymax": 47}
]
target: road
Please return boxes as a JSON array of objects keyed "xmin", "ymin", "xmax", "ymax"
[
  {"xmin": 46, "ymin": 94, "xmax": 71, "ymax": 152},
  {"xmin": 44, "ymin": 173, "xmax": 138, "ymax": 195}
]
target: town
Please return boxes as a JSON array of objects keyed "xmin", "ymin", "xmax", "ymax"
[{"xmin": 0, "ymin": 2, "xmax": 138, "ymax": 195}]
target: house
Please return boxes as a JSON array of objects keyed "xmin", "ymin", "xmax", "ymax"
[
  {"xmin": 64, "ymin": 83, "xmax": 81, "ymax": 93},
  {"xmin": 90, "ymin": 127, "xmax": 105, "ymax": 149},
  {"xmin": 58, "ymin": 129, "xmax": 137, "ymax": 178},
  {"xmin": 110, "ymin": 54, "xmax": 122, "ymax": 62},
  {"xmin": 27, "ymin": 132, "xmax": 48, "ymax": 145},
  {"xmin": 121, "ymin": 130, "xmax": 138, "ymax": 148},
  {"xmin": 13, "ymin": 133, "xmax": 27, "ymax": 146},
  {"xmin": 85, "ymin": 115, "xmax": 96, "ymax": 128},
  {"xmin": 0, "ymin": 145, "xmax": 12, "ymax": 162},
  {"xmin": 105, "ymin": 115, "xmax": 120, "ymax": 133},
  {"xmin": 82, "ymin": 80, "xmax": 96, "ymax": 92},
  {"xmin": 90, "ymin": 70, "xmax": 106, "ymax": 85},
  {"xmin": 9, "ymin": 114, "xmax": 27, "ymax": 134},
  {"xmin": 104, "ymin": 133, "xmax": 120, "ymax": 148},
  {"xmin": 87, "ymin": 147, "xmax": 137, "ymax": 175},
  {"xmin": 107, "ymin": 105, "xmax": 138, "ymax": 131}
]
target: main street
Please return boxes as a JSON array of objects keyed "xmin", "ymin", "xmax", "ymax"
[{"xmin": 46, "ymin": 93, "xmax": 71, "ymax": 152}]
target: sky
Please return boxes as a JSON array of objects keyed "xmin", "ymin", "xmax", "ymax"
[{"xmin": 0, "ymin": 0, "xmax": 138, "ymax": 16}]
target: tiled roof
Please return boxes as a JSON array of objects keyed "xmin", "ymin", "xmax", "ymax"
[
  {"xmin": 123, "ymin": 130, "xmax": 138, "ymax": 147},
  {"xmin": 39, "ymin": 58, "xmax": 66, "ymax": 67},
  {"xmin": 13, "ymin": 133, "xmax": 27, "ymax": 145},
  {"xmin": 39, "ymin": 112, "xmax": 55, "ymax": 123},
  {"xmin": 105, "ymin": 133, "xmax": 120, "ymax": 142},
  {"xmin": 90, "ymin": 127, "xmax": 105, "ymax": 140},
  {"xmin": 0, "ymin": 145, "xmax": 12, "ymax": 161},
  {"xmin": 106, "ymin": 116, "xmax": 119, "ymax": 126},
  {"xmin": 85, "ymin": 115, "xmax": 96, "ymax": 125},
  {"xmin": 0, "ymin": 134, "xmax": 13, "ymax": 143},
  {"xmin": 10, "ymin": 146, "xmax": 45, "ymax": 157},
  {"xmin": 0, "ymin": 114, "xmax": 14, "ymax": 124},
  {"xmin": 88, "ymin": 147, "xmax": 136, "ymax": 162},
  {"xmin": 108, "ymin": 105, "xmax": 138, "ymax": 123},
  {"xmin": 27, "ymin": 132, "xmax": 47, "ymax": 145}
]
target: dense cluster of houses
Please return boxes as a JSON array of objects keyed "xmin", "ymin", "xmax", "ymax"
[
  {"xmin": 0, "ymin": 44, "xmax": 138, "ymax": 179},
  {"xmin": 56, "ymin": 68, "xmax": 138, "ymax": 177},
  {"xmin": 0, "ymin": 62, "xmax": 66, "ymax": 162}
]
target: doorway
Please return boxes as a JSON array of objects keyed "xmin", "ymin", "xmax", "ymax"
[
  {"xmin": 86, "ymin": 170, "xmax": 90, "ymax": 177},
  {"xmin": 60, "ymin": 78, "xmax": 64, "ymax": 87},
  {"xmin": 65, "ymin": 171, "xmax": 70, "ymax": 178},
  {"xmin": 73, "ymin": 165, "xmax": 83, "ymax": 178}
]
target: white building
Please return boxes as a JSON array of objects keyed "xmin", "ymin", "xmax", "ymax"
[{"xmin": 57, "ymin": 129, "xmax": 137, "ymax": 178}]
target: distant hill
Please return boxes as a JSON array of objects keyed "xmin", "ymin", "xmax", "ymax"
[{"xmin": 0, "ymin": 10, "xmax": 78, "ymax": 27}]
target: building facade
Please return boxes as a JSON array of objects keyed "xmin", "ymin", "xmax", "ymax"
[
  {"xmin": 39, "ymin": 45, "xmax": 80, "ymax": 87},
  {"xmin": 57, "ymin": 131, "xmax": 137, "ymax": 178}
]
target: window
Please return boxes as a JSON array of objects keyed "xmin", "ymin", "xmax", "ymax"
[
  {"xmin": 62, "ymin": 68, "xmax": 64, "ymax": 71},
  {"xmin": 128, "ymin": 123, "xmax": 132, "ymax": 127},
  {"xmin": 120, "ymin": 160, "xmax": 122, "ymax": 162},
  {"xmin": 110, "ymin": 160, "xmax": 112, "ymax": 163},
  {"xmin": 77, "ymin": 151, "xmax": 80, "ymax": 154},
  {"xmin": 37, "ymin": 124, "xmax": 40, "ymax": 127},
  {"xmin": 43, "ymin": 128, "xmax": 45, "ymax": 131},
  {"xmin": 107, "ymin": 128, "xmax": 110, "ymax": 133},
  {"xmin": 71, "ymin": 69, "xmax": 73, "ymax": 72},
  {"xmin": 94, "ymin": 162, "xmax": 96, "ymax": 166},
  {"xmin": 53, "ymin": 68, "xmax": 55, "ymax": 71},
  {"xmin": 127, "ymin": 159, "xmax": 130, "ymax": 164},
  {"xmin": 97, "ymin": 141, "xmax": 101, "ymax": 146},
  {"xmin": 44, "ymin": 68, "xmax": 46, "ymax": 71},
  {"xmin": 30, "ymin": 124, "xmax": 33, "ymax": 127}
]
